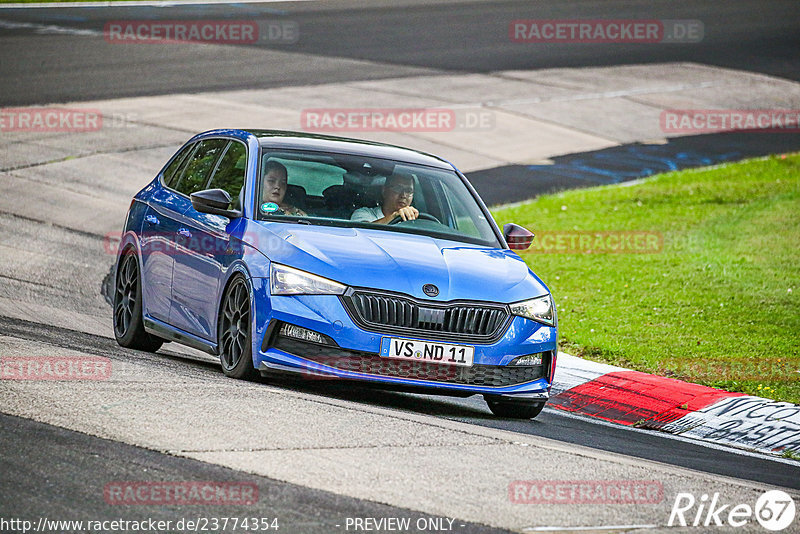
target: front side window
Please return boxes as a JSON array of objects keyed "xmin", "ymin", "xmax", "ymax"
[
  {"xmin": 173, "ymin": 138, "xmax": 228, "ymax": 197},
  {"xmin": 162, "ymin": 142, "xmax": 196, "ymax": 189},
  {"xmin": 207, "ymin": 141, "xmax": 247, "ymax": 208},
  {"xmin": 255, "ymin": 149, "xmax": 500, "ymax": 247}
]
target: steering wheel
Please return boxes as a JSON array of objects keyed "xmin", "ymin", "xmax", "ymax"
[{"xmin": 387, "ymin": 213, "xmax": 442, "ymax": 225}]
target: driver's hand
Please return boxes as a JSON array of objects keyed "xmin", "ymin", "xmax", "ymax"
[{"xmin": 394, "ymin": 206, "xmax": 419, "ymax": 221}]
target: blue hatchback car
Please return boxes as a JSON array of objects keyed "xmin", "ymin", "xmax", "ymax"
[{"xmin": 113, "ymin": 129, "xmax": 557, "ymax": 418}]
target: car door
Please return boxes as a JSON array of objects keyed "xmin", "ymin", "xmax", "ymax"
[
  {"xmin": 139, "ymin": 142, "xmax": 196, "ymax": 323},
  {"xmin": 169, "ymin": 138, "xmax": 243, "ymax": 340}
]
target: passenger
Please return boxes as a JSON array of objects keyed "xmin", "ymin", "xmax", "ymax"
[
  {"xmin": 351, "ymin": 173, "xmax": 418, "ymax": 224},
  {"xmin": 260, "ymin": 161, "xmax": 306, "ymax": 216}
]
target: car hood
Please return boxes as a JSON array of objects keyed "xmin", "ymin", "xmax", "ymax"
[{"xmin": 247, "ymin": 221, "xmax": 549, "ymax": 303}]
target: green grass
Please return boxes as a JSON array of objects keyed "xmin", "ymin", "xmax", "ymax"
[
  {"xmin": 782, "ymin": 449, "xmax": 800, "ymax": 461},
  {"xmin": 492, "ymin": 154, "xmax": 800, "ymax": 404}
]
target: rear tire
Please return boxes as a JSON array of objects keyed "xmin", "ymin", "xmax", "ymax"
[
  {"xmin": 218, "ymin": 275, "xmax": 259, "ymax": 380},
  {"xmin": 113, "ymin": 250, "xmax": 163, "ymax": 352},
  {"xmin": 485, "ymin": 396, "xmax": 545, "ymax": 419}
]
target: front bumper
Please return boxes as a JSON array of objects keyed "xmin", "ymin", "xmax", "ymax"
[
  {"xmin": 250, "ymin": 278, "xmax": 557, "ymax": 397},
  {"xmin": 262, "ymin": 334, "xmax": 553, "ymax": 395}
]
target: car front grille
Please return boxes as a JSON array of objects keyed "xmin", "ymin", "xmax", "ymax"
[
  {"xmin": 272, "ymin": 337, "xmax": 546, "ymax": 387},
  {"xmin": 341, "ymin": 289, "xmax": 510, "ymax": 342}
]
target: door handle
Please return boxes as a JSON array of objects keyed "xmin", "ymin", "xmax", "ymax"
[
  {"xmin": 145, "ymin": 214, "xmax": 160, "ymax": 225},
  {"xmin": 178, "ymin": 228, "xmax": 192, "ymax": 238}
]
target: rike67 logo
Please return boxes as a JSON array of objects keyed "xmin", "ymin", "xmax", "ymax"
[{"xmin": 669, "ymin": 490, "xmax": 796, "ymax": 531}]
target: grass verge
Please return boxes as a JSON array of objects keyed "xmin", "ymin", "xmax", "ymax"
[{"xmin": 492, "ymin": 153, "xmax": 799, "ymax": 403}]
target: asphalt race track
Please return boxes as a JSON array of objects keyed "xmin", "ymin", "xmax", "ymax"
[
  {"xmin": 0, "ymin": 0, "xmax": 798, "ymax": 105},
  {"xmin": 1, "ymin": 1, "xmax": 799, "ymax": 532},
  {"xmin": 0, "ymin": 412, "xmax": 508, "ymax": 534}
]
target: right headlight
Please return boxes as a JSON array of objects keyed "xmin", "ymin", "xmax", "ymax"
[
  {"xmin": 270, "ymin": 263, "xmax": 347, "ymax": 296},
  {"xmin": 510, "ymin": 294, "xmax": 556, "ymax": 327}
]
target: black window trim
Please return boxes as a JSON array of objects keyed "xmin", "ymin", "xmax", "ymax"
[
  {"xmin": 174, "ymin": 138, "xmax": 228, "ymax": 197},
  {"xmin": 202, "ymin": 139, "xmax": 248, "ymax": 205},
  {"xmin": 160, "ymin": 141, "xmax": 197, "ymax": 191},
  {"xmin": 161, "ymin": 136, "xmax": 249, "ymax": 202},
  {"xmin": 170, "ymin": 142, "xmax": 204, "ymax": 195}
]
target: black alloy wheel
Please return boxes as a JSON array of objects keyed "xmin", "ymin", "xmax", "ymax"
[
  {"xmin": 219, "ymin": 275, "xmax": 258, "ymax": 380},
  {"xmin": 113, "ymin": 250, "xmax": 163, "ymax": 352}
]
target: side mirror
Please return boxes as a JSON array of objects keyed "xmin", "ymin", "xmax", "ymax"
[
  {"xmin": 191, "ymin": 189, "xmax": 241, "ymax": 219},
  {"xmin": 503, "ymin": 223, "xmax": 535, "ymax": 250}
]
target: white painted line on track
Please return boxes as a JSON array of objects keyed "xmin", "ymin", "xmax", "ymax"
[
  {"xmin": 0, "ymin": 18, "xmax": 100, "ymax": 35},
  {"xmin": 523, "ymin": 525, "xmax": 657, "ymax": 532},
  {"xmin": 0, "ymin": 0, "xmax": 313, "ymax": 8}
]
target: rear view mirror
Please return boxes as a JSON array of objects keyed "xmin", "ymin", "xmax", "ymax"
[
  {"xmin": 503, "ymin": 223, "xmax": 535, "ymax": 250},
  {"xmin": 191, "ymin": 188, "xmax": 242, "ymax": 219}
]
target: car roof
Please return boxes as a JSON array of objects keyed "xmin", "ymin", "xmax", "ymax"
[{"xmin": 193, "ymin": 129, "xmax": 456, "ymax": 170}]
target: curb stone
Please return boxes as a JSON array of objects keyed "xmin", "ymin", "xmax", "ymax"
[{"xmin": 551, "ymin": 352, "xmax": 800, "ymax": 456}]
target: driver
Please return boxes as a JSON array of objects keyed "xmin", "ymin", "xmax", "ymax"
[{"xmin": 351, "ymin": 173, "xmax": 418, "ymax": 224}]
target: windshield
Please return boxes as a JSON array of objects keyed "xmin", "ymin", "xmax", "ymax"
[{"xmin": 256, "ymin": 149, "xmax": 501, "ymax": 247}]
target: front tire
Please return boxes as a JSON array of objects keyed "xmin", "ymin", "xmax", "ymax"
[
  {"xmin": 485, "ymin": 395, "xmax": 545, "ymax": 419},
  {"xmin": 218, "ymin": 275, "xmax": 259, "ymax": 380},
  {"xmin": 113, "ymin": 250, "xmax": 163, "ymax": 352}
]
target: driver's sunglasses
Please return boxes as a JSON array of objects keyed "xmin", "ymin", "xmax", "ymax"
[{"xmin": 388, "ymin": 184, "xmax": 414, "ymax": 196}]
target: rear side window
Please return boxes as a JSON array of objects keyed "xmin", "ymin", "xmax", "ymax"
[
  {"xmin": 162, "ymin": 142, "xmax": 196, "ymax": 189},
  {"xmin": 173, "ymin": 138, "xmax": 228, "ymax": 197},
  {"xmin": 207, "ymin": 141, "xmax": 247, "ymax": 208}
]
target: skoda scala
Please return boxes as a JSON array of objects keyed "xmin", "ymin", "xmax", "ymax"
[{"xmin": 113, "ymin": 129, "xmax": 557, "ymax": 418}]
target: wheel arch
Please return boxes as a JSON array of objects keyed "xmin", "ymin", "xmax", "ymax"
[
  {"xmin": 215, "ymin": 262, "xmax": 254, "ymax": 350},
  {"xmin": 113, "ymin": 233, "xmax": 145, "ymax": 306}
]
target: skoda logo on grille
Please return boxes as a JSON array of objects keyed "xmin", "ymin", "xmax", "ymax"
[{"xmin": 422, "ymin": 284, "xmax": 439, "ymax": 297}]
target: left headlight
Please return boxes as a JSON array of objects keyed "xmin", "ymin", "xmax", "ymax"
[
  {"xmin": 510, "ymin": 294, "xmax": 556, "ymax": 327},
  {"xmin": 270, "ymin": 263, "xmax": 347, "ymax": 295}
]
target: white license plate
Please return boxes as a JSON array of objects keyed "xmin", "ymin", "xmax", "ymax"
[{"xmin": 379, "ymin": 337, "xmax": 474, "ymax": 367}]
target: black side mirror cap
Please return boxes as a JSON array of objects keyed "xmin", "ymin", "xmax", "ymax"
[
  {"xmin": 191, "ymin": 188, "xmax": 242, "ymax": 219},
  {"xmin": 503, "ymin": 223, "xmax": 535, "ymax": 250}
]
